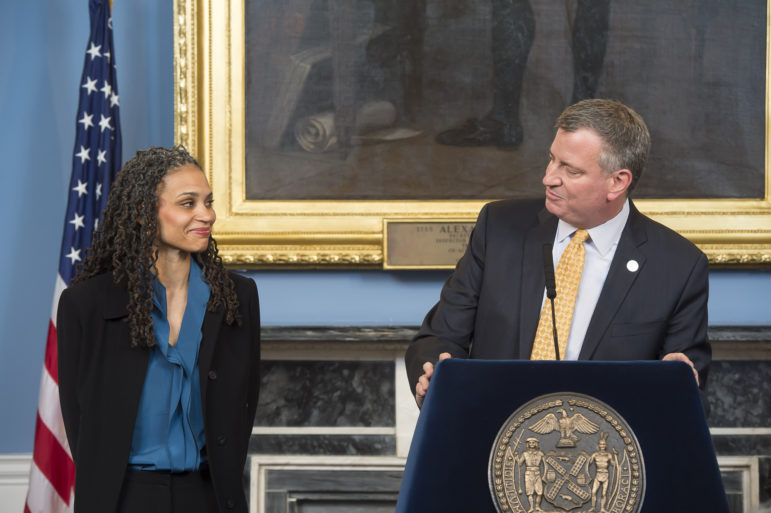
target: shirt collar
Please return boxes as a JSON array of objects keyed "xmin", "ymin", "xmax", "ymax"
[
  {"xmin": 187, "ymin": 258, "xmax": 210, "ymax": 306},
  {"xmin": 556, "ymin": 199, "xmax": 630, "ymax": 256},
  {"xmin": 151, "ymin": 258, "xmax": 208, "ymax": 310},
  {"xmin": 150, "ymin": 258, "xmax": 210, "ymax": 369},
  {"xmin": 150, "ymin": 257, "xmax": 210, "ymax": 330}
]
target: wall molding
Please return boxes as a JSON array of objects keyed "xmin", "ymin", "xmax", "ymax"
[
  {"xmin": 0, "ymin": 454, "xmax": 31, "ymax": 485},
  {"xmin": 718, "ymin": 456, "xmax": 760, "ymax": 513},
  {"xmin": 261, "ymin": 326, "xmax": 771, "ymax": 361},
  {"xmin": 0, "ymin": 454, "xmax": 31, "ymax": 512},
  {"xmin": 248, "ymin": 455, "xmax": 405, "ymax": 513}
]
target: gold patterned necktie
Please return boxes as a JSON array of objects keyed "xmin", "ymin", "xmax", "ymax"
[{"xmin": 530, "ymin": 229, "xmax": 590, "ymax": 360}]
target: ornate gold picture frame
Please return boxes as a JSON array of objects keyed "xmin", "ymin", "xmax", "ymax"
[{"xmin": 174, "ymin": 0, "xmax": 771, "ymax": 268}]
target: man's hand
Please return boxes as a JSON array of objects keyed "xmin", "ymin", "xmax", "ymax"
[
  {"xmin": 415, "ymin": 352, "xmax": 452, "ymax": 408},
  {"xmin": 662, "ymin": 352, "xmax": 699, "ymax": 387}
]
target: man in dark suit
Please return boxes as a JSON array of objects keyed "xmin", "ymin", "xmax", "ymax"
[{"xmin": 406, "ymin": 99, "xmax": 710, "ymax": 406}]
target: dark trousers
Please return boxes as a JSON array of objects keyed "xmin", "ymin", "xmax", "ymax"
[
  {"xmin": 116, "ymin": 468, "xmax": 219, "ymax": 513},
  {"xmin": 490, "ymin": 0, "xmax": 611, "ymax": 122}
]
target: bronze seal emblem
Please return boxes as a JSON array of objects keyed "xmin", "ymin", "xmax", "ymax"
[{"xmin": 488, "ymin": 392, "xmax": 645, "ymax": 513}]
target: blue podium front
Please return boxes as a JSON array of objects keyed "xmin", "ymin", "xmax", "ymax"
[{"xmin": 395, "ymin": 360, "xmax": 727, "ymax": 513}]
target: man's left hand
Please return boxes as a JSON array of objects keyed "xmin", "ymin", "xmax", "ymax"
[{"xmin": 662, "ymin": 352, "xmax": 699, "ymax": 386}]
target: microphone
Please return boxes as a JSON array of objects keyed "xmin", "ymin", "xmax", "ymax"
[{"xmin": 542, "ymin": 244, "xmax": 560, "ymax": 360}]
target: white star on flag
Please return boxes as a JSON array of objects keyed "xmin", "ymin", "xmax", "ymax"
[
  {"xmin": 75, "ymin": 146, "xmax": 91, "ymax": 164},
  {"xmin": 86, "ymin": 42, "xmax": 102, "ymax": 60},
  {"xmin": 94, "ymin": 218, "xmax": 100, "ymax": 230},
  {"xmin": 69, "ymin": 213, "xmax": 86, "ymax": 231},
  {"xmin": 110, "ymin": 92, "xmax": 120, "ymax": 107},
  {"xmin": 82, "ymin": 77, "xmax": 98, "ymax": 95},
  {"xmin": 98, "ymin": 114, "xmax": 113, "ymax": 132},
  {"xmin": 78, "ymin": 112, "xmax": 94, "ymax": 130},
  {"xmin": 96, "ymin": 182, "xmax": 103, "ymax": 199},
  {"xmin": 101, "ymin": 81, "xmax": 112, "ymax": 99},
  {"xmin": 65, "ymin": 247, "xmax": 82, "ymax": 264},
  {"xmin": 73, "ymin": 179, "xmax": 88, "ymax": 196},
  {"xmin": 104, "ymin": 50, "xmax": 111, "ymax": 63},
  {"xmin": 97, "ymin": 150, "xmax": 107, "ymax": 165}
]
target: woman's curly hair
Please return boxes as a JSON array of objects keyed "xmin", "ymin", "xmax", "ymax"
[{"xmin": 75, "ymin": 145, "xmax": 241, "ymax": 348}]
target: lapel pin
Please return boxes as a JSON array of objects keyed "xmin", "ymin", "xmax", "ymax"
[{"xmin": 626, "ymin": 260, "xmax": 639, "ymax": 272}]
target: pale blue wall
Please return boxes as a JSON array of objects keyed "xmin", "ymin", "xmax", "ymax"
[
  {"xmin": 0, "ymin": 0, "xmax": 174, "ymax": 453},
  {"xmin": 245, "ymin": 270, "xmax": 771, "ymax": 326},
  {"xmin": 1, "ymin": 1, "xmax": 769, "ymax": 454}
]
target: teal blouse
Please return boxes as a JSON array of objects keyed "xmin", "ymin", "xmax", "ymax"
[{"xmin": 127, "ymin": 258, "xmax": 210, "ymax": 471}]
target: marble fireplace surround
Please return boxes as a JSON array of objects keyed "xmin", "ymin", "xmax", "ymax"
[{"xmin": 249, "ymin": 327, "xmax": 770, "ymax": 513}]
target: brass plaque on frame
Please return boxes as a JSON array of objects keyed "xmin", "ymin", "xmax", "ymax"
[{"xmin": 384, "ymin": 220, "xmax": 476, "ymax": 269}]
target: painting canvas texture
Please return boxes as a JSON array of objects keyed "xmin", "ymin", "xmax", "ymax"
[{"xmin": 245, "ymin": 0, "xmax": 765, "ymax": 200}]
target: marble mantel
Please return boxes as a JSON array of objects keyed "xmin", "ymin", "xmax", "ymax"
[{"xmin": 249, "ymin": 326, "xmax": 770, "ymax": 513}]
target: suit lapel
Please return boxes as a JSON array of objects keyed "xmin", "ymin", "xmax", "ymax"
[
  {"xmin": 102, "ymin": 275, "xmax": 129, "ymax": 320},
  {"xmin": 578, "ymin": 203, "xmax": 648, "ymax": 359},
  {"xmin": 518, "ymin": 209, "xmax": 559, "ymax": 359},
  {"xmin": 100, "ymin": 275, "xmax": 150, "ymax": 462},
  {"xmin": 198, "ymin": 306, "xmax": 224, "ymax": 415}
]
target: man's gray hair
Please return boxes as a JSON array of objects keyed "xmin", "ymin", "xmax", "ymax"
[{"xmin": 555, "ymin": 99, "xmax": 650, "ymax": 193}]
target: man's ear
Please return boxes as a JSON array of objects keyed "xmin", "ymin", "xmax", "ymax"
[{"xmin": 607, "ymin": 169, "xmax": 632, "ymax": 201}]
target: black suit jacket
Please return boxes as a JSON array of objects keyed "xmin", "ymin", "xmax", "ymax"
[
  {"xmin": 405, "ymin": 199, "xmax": 710, "ymax": 390},
  {"xmin": 57, "ymin": 271, "xmax": 260, "ymax": 513}
]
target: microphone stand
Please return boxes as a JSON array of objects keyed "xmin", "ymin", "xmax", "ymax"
[{"xmin": 542, "ymin": 244, "xmax": 560, "ymax": 360}]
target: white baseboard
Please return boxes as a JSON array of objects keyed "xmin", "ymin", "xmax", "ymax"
[
  {"xmin": 1, "ymin": 452, "xmax": 764, "ymax": 512},
  {"xmin": 0, "ymin": 454, "xmax": 31, "ymax": 512}
]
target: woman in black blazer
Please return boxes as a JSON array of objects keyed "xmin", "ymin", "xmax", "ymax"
[{"xmin": 57, "ymin": 146, "xmax": 260, "ymax": 513}]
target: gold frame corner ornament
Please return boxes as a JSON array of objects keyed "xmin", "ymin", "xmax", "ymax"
[{"xmin": 173, "ymin": 0, "xmax": 771, "ymax": 268}]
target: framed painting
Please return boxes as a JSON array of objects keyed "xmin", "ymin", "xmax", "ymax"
[{"xmin": 174, "ymin": 0, "xmax": 771, "ymax": 267}]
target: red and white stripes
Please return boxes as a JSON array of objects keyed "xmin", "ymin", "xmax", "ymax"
[{"xmin": 25, "ymin": 275, "xmax": 74, "ymax": 513}]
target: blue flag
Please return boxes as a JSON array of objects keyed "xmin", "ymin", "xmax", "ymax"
[{"xmin": 59, "ymin": 0, "xmax": 122, "ymax": 284}]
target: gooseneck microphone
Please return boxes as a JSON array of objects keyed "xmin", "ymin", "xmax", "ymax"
[{"xmin": 542, "ymin": 244, "xmax": 560, "ymax": 360}]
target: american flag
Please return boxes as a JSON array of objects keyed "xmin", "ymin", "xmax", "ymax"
[{"xmin": 25, "ymin": 1, "xmax": 121, "ymax": 511}]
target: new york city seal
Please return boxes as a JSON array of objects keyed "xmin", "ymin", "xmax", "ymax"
[{"xmin": 488, "ymin": 393, "xmax": 645, "ymax": 513}]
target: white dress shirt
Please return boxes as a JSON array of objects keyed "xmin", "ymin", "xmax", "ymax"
[{"xmin": 544, "ymin": 199, "xmax": 630, "ymax": 360}]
